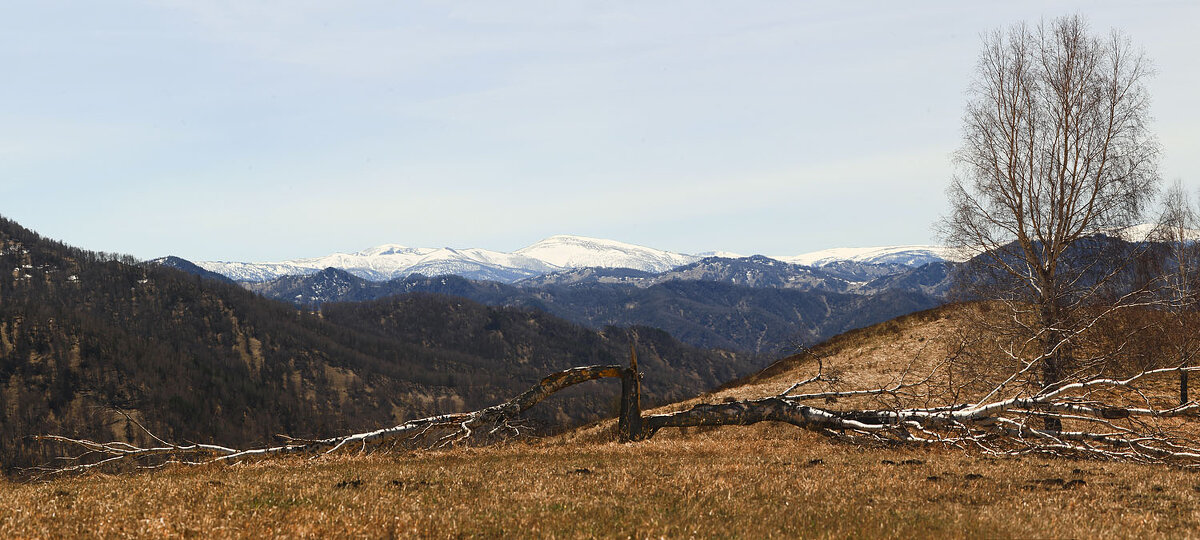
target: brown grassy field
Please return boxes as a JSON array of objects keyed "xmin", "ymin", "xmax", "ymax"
[
  {"xmin": 4, "ymin": 430, "xmax": 1200, "ymax": 538},
  {"xmin": 5, "ymin": 305, "xmax": 1200, "ymax": 539}
]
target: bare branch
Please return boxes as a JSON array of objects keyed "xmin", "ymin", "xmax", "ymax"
[{"xmin": 31, "ymin": 364, "xmax": 624, "ymax": 478}]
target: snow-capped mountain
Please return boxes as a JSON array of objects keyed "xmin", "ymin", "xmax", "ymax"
[
  {"xmin": 192, "ymin": 235, "xmax": 965, "ymax": 284},
  {"xmin": 194, "ymin": 235, "xmax": 695, "ymax": 283},
  {"xmin": 514, "ymin": 235, "xmax": 700, "ymax": 273},
  {"xmin": 197, "ymin": 243, "xmax": 560, "ymax": 283},
  {"xmin": 774, "ymin": 245, "xmax": 965, "ymax": 268}
]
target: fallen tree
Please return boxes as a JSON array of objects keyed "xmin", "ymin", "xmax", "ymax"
[
  {"xmin": 30, "ymin": 361, "xmax": 642, "ymax": 478},
  {"xmin": 641, "ymin": 365, "xmax": 1200, "ymax": 465},
  {"xmin": 31, "ymin": 342, "xmax": 1200, "ymax": 477}
]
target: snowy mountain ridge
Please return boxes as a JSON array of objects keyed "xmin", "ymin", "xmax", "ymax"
[
  {"xmin": 514, "ymin": 235, "xmax": 701, "ymax": 274},
  {"xmin": 773, "ymin": 245, "xmax": 968, "ymax": 268},
  {"xmin": 193, "ymin": 235, "xmax": 958, "ymax": 283},
  {"xmin": 196, "ymin": 245, "xmax": 559, "ymax": 283}
]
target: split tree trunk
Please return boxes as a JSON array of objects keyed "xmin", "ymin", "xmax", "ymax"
[
  {"xmin": 1182, "ymin": 368, "xmax": 1190, "ymax": 405},
  {"xmin": 617, "ymin": 345, "xmax": 643, "ymax": 442}
]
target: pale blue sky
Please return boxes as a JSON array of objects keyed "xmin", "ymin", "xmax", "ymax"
[{"xmin": 2, "ymin": 1, "xmax": 1197, "ymax": 261}]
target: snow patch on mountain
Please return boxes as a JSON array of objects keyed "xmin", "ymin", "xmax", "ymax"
[
  {"xmin": 696, "ymin": 250, "xmax": 746, "ymax": 259},
  {"xmin": 514, "ymin": 235, "xmax": 700, "ymax": 273},
  {"xmin": 196, "ymin": 245, "xmax": 560, "ymax": 283},
  {"xmin": 196, "ymin": 261, "xmax": 324, "ymax": 282},
  {"xmin": 775, "ymin": 245, "xmax": 965, "ymax": 267}
]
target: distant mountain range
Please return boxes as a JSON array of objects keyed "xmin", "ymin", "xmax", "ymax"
[
  {"xmin": 145, "ymin": 235, "xmax": 971, "ymax": 355},
  {"xmin": 231, "ymin": 255, "xmax": 954, "ymax": 354},
  {"xmin": 186, "ymin": 235, "xmax": 968, "ymax": 284}
]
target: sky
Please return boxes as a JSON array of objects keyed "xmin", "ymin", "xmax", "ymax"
[{"xmin": 2, "ymin": 1, "xmax": 1198, "ymax": 262}]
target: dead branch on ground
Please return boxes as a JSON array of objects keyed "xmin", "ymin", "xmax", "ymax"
[
  {"xmin": 642, "ymin": 363, "xmax": 1200, "ymax": 466},
  {"xmin": 30, "ymin": 364, "xmax": 629, "ymax": 478}
]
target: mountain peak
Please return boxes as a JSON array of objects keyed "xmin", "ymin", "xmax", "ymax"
[
  {"xmin": 353, "ymin": 244, "xmax": 415, "ymax": 257},
  {"xmin": 527, "ymin": 235, "xmax": 650, "ymax": 249},
  {"xmin": 696, "ymin": 250, "xmax": 746, "ymax": 259}
]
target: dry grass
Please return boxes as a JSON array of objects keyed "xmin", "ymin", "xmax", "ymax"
[
  {"xmin": 5, "ymin": 428, "xmax": 1200, "ymax": 538},
  {"xmin": 715, "ymin": 307, "xmax": 964, "ymax": 401}
]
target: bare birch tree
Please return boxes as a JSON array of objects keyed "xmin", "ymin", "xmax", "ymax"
[
  {"xmin": 942, "ymin": 15, "xmax": 1160, "ymax": 429},
  {"xmin": 1152, "ymin": 181, "xmax": 1200, "ymax": 402}
]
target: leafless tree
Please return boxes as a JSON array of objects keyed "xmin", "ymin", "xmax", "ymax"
[
  {"xmin": 942, "ymin": 15, "xmax": 1160, "ymax": 429},
  {"xmin": 1151, "ymin": 181, "xmax": 1200, "ymax": 402}
]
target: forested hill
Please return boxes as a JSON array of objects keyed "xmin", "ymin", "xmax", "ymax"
[{"xmin": 0, "ymin": 216, "xmax": 748, "ymax": 471}]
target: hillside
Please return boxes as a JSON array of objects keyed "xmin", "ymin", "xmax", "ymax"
[
  {"xmin": 0, "ymin": 217, "xmax": 748, "ymax": 471},
  {"xmin": 706, "ymin": 305, "xmax": 966, "ymax": 401}
]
